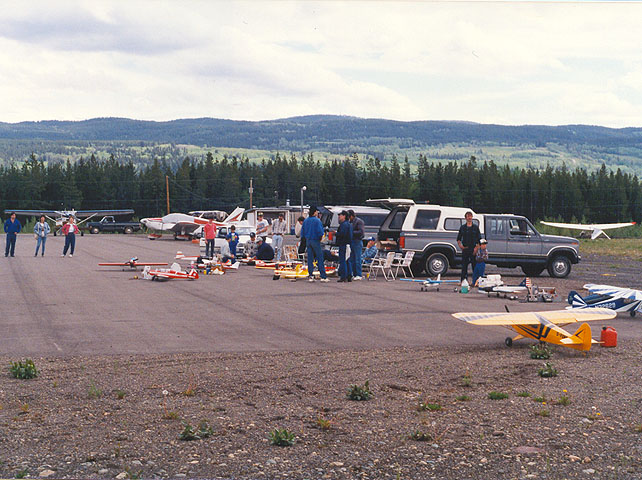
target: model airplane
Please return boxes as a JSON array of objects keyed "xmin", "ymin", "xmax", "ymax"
[
  {"xmin": 174, "ymin": 252, "xmax": 240, "ymax": 270},
  {"xmin": 98, "ymin": 257, "xmax": 168, "ymax": 270},
  {"xmin": 453, "ymin": 308, "xmax": 617, "ymax": 351},
  {"xmin": 541, "ymin": 221, "xmax": 636, "ymax": 240},
  {"xmin": 399, "ymin": 275, "xmax": 459, "ymax": 291},
  {"xmin": 567, "ymin": 283, "xmax": 642, "ymax": 317},
  {"xmin": 141, "ymin": 207, "xmax": 244, "ymax": 240},
  {"xmin": 141, "ymin": 263, "xmax": 199, "ymax": 281},
  {"xmin": 273, "ymin": 264, "xmax": 337, "ymax": 280},
  {"xmin": 6, "ymin": 208, "xmax": 134, "ymax": 236}
]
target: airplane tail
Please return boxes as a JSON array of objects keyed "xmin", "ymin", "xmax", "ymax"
[
  {"xmin": 567, "ymin": 290, "xmax": 587, "ymax": 308},
  {"xmin": 224, "ymin": 207, "xmax": 244, "ymax": 223},
  {"xmin": 573, "ymin": 323, "xmax": 593, "ymax": 351}
]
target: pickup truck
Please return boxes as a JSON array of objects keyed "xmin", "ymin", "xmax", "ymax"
[
  {"xmin": 86, "ymin": 216, "xmax": 141, "ymax": 234},
  {"xmin": 373, "ymin": 200, "xmax": 580, "ymax": 278}
]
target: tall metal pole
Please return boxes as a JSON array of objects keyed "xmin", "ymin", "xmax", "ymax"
[
  {"xmin": 249, "ymin": 178, "xmax": 254, "ymax": 209},
  {"xmin": 165, "ymin": 175, "xmax": 170, "ymax": 214}
]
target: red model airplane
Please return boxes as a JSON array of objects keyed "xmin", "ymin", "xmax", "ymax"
[
  {"xmin": 99, "ymin": 257, "xmax": 168, "ymax": 270},
  {"xmin": 142, "ymin": 263, "xmax": 199, "ymax": 281}
]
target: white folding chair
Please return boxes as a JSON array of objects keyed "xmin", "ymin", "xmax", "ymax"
[
  {"xmin": 369, "ymin": 251, "xmax": 396, "ymax": 281},
  {"xmin": 394, "ymin": 251, "xmax": 415, "ymax": 278}
]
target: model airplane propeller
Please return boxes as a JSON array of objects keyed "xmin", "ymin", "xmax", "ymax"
[{"xmin": 453, "ymin": 308, "xmax": 617, "ymax": 351}]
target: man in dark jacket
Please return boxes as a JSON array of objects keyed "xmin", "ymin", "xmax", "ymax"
[
  {"xmin": 348, "ymin": 209, "xmax": 365, "ymax": 280},
  {"xmin": 255, "ymin": 237, "xmax": 275, "ymax": 261},
  {"xmin": 457, "ymin": 211, "xmax": 481, "ymax": 284},
  {"xmin": 336, "ymin": 210, "xmax": 353, "ymax": 282},
  {"xmin": 4, "ymin": 212, "xmax": 21, "ymax": 257},
  {"xmin": 301, "ymin": 206, "xmax": 329, "ymax": 282}
]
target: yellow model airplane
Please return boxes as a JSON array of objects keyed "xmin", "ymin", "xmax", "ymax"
[
  {"xmin": 273, "ymin": 264, "xmax": 337, "ymax": 280},
  {"xmin": 452, "ymin": 308, "xmax": 616, "ymax": 351}
]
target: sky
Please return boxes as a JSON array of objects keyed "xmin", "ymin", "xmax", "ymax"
[{"xmin": 0, "ymin": 0, "xmax": 641, "ymax": 127}]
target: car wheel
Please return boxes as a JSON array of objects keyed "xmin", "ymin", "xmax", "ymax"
[
  {"xmin": 124, "ymin": 227, "xmax": 134, "ymax": 234},
  {"xmin": 425, "ymin": 253, "xmax": 449, "ymax": 276},
  {"xmin": 521, "ymin": 265, "xmax": 545, "ymax": 277},
  {"xmin": 90, "ymin": 227, "xmax": 100, "ymax": 234},
  {"xmin": 547, "ymin": 255, "xmax": 571, "ymax": 278}
]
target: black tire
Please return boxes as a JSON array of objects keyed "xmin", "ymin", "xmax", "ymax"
[
  {"xmin": 547, "ymin": 255, "xmax": 571, "ymax": 278},
  {"xmin": 425, "ymin": 252, "xmax": 449, "ymax": 276},
  {"xmin": 505, "ymin": 337, "xmax": 513, "ymax": 347},
  {"xmin": 521, "ymin": 265, "xmax": 545, "ymax": 277},
  {"xmin": 630, "ymin": 310, "xmax": 636, "ymax": 318},
  {"xmin": 123, "ymin": 226, "xmax": 134, "ymax": 234},
  {"xmin": 90, "ymin": 227, "xmax": 100, "ymax": 234}
]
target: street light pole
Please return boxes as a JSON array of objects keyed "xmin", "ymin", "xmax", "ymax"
[{"xmin": 300, "ymin": 186, "xmax": 307, "ymax": 215}]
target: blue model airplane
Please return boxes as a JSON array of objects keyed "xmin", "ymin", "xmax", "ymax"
[
  {"xmin": 400, "ymin": 274, "xmax": 460, "ymax": 291},
  {"xmin": 567, "ymin": 283, "xmax": 642, "ymax": 317}
]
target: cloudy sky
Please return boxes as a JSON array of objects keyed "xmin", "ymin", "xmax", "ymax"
[{"xmin": 0, "ymin": 1, "xmax": 640, "ymax": 127}]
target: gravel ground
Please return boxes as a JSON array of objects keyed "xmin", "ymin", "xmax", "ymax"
[{"xmin": 1, "ymin": 252, "xmax": 642, "ymax": 480}]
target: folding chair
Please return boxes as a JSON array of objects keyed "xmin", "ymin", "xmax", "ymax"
[
  {"xmin": 368, "ymin": 251, "xmax": 396, "ymax": 281},
  {"xmin": 393, "ymin": 251, "xmax": 415, "ymax": 278}
]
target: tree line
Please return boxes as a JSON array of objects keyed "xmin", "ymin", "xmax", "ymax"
[{"xmin": 1, "ymin": 152, "xmax": 640, "ymax": 224}]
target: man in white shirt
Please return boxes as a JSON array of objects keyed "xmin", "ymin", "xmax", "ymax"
[
  {"xmin": 271, "ymin": 212, "xmax": 288, "ymax": 262},
  {"xmin": 256, "ymin": 212, "xmax": 269, "ymax": 242}
]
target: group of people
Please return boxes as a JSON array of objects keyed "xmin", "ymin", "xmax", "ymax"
[{"xmin": 4, "ymin": 213, "xmax": 79, "ymax": 258}]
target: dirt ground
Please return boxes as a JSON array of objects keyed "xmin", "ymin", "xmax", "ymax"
[{"xmin": 1, "ymin": 248, "xmax": 642, "ymax": 479}]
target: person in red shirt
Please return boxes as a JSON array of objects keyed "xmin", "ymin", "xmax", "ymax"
[
  {"xmin": 61, "ymin": 216, "xmax": 79, "ymax": 257},
  {"xmin": 203, "ymin": 219, "xmax": 217, "ymax": 258}
]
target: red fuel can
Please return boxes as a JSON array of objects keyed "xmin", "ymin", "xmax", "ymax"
[{"xmin": 600, "ymin": 326, "xmax": 617, "ymax": 348}]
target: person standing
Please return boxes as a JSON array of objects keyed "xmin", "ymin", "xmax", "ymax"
[
  {"xmin": 203, "ymin": 219, "xmax": 217, "ymax": 258},
  {"xmin": 61, "ymin": 216, "xmax": 79, "ymax": 257},
  {"xmin": 348, "ymin": 209, "xmax": 365, "ymax": 280},
  {"xmin": 4, "ymin": 212, "xmax": 21, "ymax": 257},
  {"xmin": 226, "ymin": 225, "xmax": 239, "ymax": 258},
  {"xmin": 271, "ymin": 212, "xmax": 288, "ymax": 262},
  {"xmin": 457, "ymin": 211, "xmax": 481, "ymax": 285},
  {"xmin": 336, "ymin": 210, "xmax": 353, "ymax": 283},
  {"xmin": 33, "ymin": 215, "xmax": 50, "ymax": 257},
  {"xmin": 301, "ymin": 206, "xmax": 329, "ymax": 283},
  {"xmin": 295, "ymin": 216, "xmax": 306, "ymax": 257},
  {"xmin": 473, "ymin": 238, "xmax": 489, "ymax": 286},
  {"xmin": 255, "ymin": 212, "xmax": 269, "ymax": 241}
]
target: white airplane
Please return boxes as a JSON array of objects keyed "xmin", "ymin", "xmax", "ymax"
[
  {"xmin": 141, "ymin": 207, "xmax": 244, "ymax": 240},
  {"xmin": 5, "ymin": 208, "xmax": 134, "ymax": 236},
  {"xmin": 541, "ymin": 221, "xmax": 636, "ymax": 240}
]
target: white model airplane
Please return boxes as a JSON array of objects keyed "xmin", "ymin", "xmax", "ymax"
[
  {"xmin": 5, "ymin": 208, "xmax": 134, "ymax": 236},
  {"xmin": 141, "ymin": 207, "xmax": 244, "ymax": 239},
  {"xmin": 541, "ymin": 221, "xmax": 636, "ymax": 240}
]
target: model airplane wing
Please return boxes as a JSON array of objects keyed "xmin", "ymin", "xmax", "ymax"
[
  {"xmin": 453, "ymin": 308, "xmax": 616, "ymax": 326},
  {"xmin": 584, "ymin": 283, "xmax": 642, "ymax": 300},
  {"xmin": 541, "ymin": 221, "xmax": 636, "ymax": 240},
  {"xmin": 5, "ymin": 209, "xmax": 60, "ymax": 216}
]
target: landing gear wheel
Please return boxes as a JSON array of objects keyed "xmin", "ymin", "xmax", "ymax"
[
  {"xmin": 630, "ymin": 310, "xmax": 636, "ymax": 317},
  {"xmin": 505, "ymin": 337, "xmax": 513, "ymax": 347}
]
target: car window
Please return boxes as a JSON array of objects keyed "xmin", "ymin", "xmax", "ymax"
[
  {"xmin": 488, "ymin": 218, "xmax": 506, "ymax": 237},
  {"xmin": 357, "ymin": 213, "xmax": 387, "ymax": 227},
  {"xmin": 444, "ymin": 218, "xmax": 480, "ymax": 231},
  {"xmin": 509, "ymin": 219, "xmax": 535, "ymax": 236},
  {"xmin": 413, "ymin": 210, "xmax": 441, "ymax": 230},
  {"xmin": 388, "ymin": 210, "xmax": 408, "ymax": 230},
  {"xmin": 217, "ymin": 227, "xmax": 228, "ymax": 238}
]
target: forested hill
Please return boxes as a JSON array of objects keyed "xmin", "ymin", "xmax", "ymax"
[{"xmin": 1, "ymin": 115, "xmax": 642, "ymax": 151}]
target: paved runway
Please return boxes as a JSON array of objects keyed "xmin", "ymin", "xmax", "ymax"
[{"xmin": 2, "ymin": 234, "xmax": 639, "ymax": 356}]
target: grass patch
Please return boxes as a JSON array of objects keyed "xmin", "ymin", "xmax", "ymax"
[
  {"xmin": 347, "ymin": 381, "xmax": 373, "ymax": 401},
  {"xmin": 456, "ymin": 395, "xmax": 471, "ymax": 402},
  {"xmin": 517, "ymin": 391, "xmax": 531, "ymax": 398},
  {"xmin": 488, "ymin": 391, "xmax": 509, "ymax": 400},
  {"xmin": 408, "ymin": 430, "xmax": 433, "ymax": 442},
  {"xmin": 9, "ymin": 359, "xmax": 38, "ymax": 379},
  {"xmin": 269, "ymin": 428, "xmax": 295, "ymax": 447},
  {"xmin": 418, "ymin": 401, "xmax": 442, "ymax": 411}
]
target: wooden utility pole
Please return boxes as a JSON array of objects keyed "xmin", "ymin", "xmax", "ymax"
[
  {"xmin": 165, "ymin": 175, "xmax": 170, "ymax": 214},
  {"xmin": 249, "ymin": 178, "xmax": 254, "ymax": 209}
]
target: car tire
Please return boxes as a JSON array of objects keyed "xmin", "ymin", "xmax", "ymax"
[
  {"xmin": 425, "ymin": 252, "xmax": 449, "ymax": 276},
  {"xmin": 521, "ymin": 265, "xmax": 545, "ymax": 277},
  {"xmin": 547, "ymin": 255, "xmax": 571, "ymax": 278},
  {"xmin": 90, "ymin": 227, "xmax": 100, "ymax": 234},
  {"xmin": 124, "ymin": 227, "xmax": 134, "ymax": 234}
]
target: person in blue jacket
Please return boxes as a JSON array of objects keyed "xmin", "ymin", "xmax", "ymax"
[
  {"xmin": 226, "ymin": 225, "xmax": 239, "ymax": 257},
  {"xmin": 301, "ymin": 206, "xmax": 329, "ymax": 283},
  {"xmin": 4, "ymin": 212, "xmax": 22, "ymax": 257},
  {"xmin": 255, "ymin": 237, "xmax": 275, "ymax": 261},
  {"xmin": 33, "ymin": 214, "xmax": 51, "ymax": 256},
  {"xmin": 336, "ymin": 210, "xmax": 353, "ymax": 282}
]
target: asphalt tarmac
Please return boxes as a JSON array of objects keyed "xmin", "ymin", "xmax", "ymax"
[{"xmin": 2, "ymin": 234, "xmax": 639, "ymax": 356}]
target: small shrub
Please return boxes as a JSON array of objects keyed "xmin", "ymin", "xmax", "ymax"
[
  {"xmin": 20, "ymin": 404, "xmax": 29, "ymax": 414},
  {"xmin": 530, "ymin": 344, "xmax": 552, "ymax": 360},
  {"xmin": 456, "ymin": 395, "xmax": 471, "ymax": 402},
  {"xmin": 163, "ymin": 411, "xmax": 180, "ymax": 420},
  {"xmin": 461, "ymin": 374, "xmax": 472, "ymax": 387},
  {"xmin": 533, "ymin": 396, "xmax": 546, "ymax": 403},
  {"xmin": 538, "ymin": 362, "xmax": 558, "ymax": 378},
  {"xmin": 488, "ymin": 391, "xmax": 509, "ymax": 400},
  {"xmin": 517, "ymin": 391, "xmax": 531, "ymax": 397},
  {"xmin": 197, "ymin": 420, "xmax": 214, "ymax": 439},
  {"xmin": 269, "ymin": 428, "xmax": 295, "ymax": 446},
  {"xmin": 15, "ymin": 468, "xmax": 28, "ymax": 479},
  {"xmin": 418, "ymin": 401, "xmax": 442, "ymax": 411},
  {"xmin": 347, "ymin": 381, "xmax": 372, "ymax": 401},
  {"xmin": 88, "ymin": 381, "xmax": 102, "ymax": 399},
  {"xmin": 9, "ymin": 359, "xmax": 38, "ymax": 379},
  {"xmin": 633, "ymin": 424, "xmax": 642, "ymax": 433},
  {"xmin": 556, "ymin": 395, "xmax": 571, "ymax": 406},
  {"xmin": 116, "ymin": 390, "xmax": 126, "ymax": 400},
  {"xmin": 537, "ymin": 408, "xmax": 550, "ymax": 417},
  {"xmin": 316, "ymin": 417, "xmax": 332, "ymax": 430},
  {"xmin": 179, "ymin": 422, "xmax": 199, "ymax": 441},
  {"xmin": 409, "ymin": 430, "xmax": 433, "ymax": 442}
]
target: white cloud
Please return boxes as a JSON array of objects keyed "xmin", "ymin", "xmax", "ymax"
[{"xmin": 0, "ymin": 1, "xmax": 641, "ymax": 126}]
